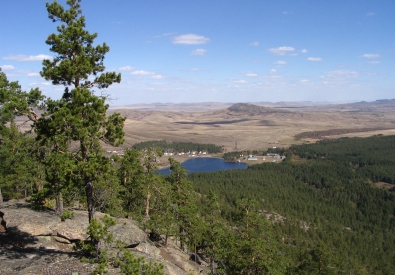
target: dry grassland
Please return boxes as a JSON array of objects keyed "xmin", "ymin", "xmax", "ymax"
[{"xmin": 107, "ymin": 100, "xmax": 395, "ymax": 154}]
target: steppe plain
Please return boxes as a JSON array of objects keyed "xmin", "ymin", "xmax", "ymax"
[{"xmin": 108, "ymin": 100, "xmax": 395, "ymax": 156}]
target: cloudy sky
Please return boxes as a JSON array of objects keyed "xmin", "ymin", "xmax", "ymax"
[{"xmin": 1, "ymin": 0, "xmax": 394, "ymax": 105}]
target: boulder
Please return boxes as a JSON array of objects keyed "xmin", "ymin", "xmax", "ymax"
[{"xmin": 108, "ymin": 218, "xmax": 148, "ymax": 247}]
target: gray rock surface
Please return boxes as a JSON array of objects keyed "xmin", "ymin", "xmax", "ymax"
[
  {"xmin": 0, "ymin": 202, "xmax": 209, "ymax": 275},
  {"xmin": 3, "ymin": 205, "xmax": 60, "ymax": 236}
]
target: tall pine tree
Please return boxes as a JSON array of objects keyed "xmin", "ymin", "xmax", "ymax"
[{"xmin": 36, "ymin": 0, "xmax": 125, "ymax": 221}]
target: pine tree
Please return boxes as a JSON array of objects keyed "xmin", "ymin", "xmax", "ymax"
[
  {"xmin": 0, "ymin": 69, "xmax": 44, "ymax": 126},
  {"xmin": 200, "ymin": 190, "xmax": 229, "ymax": 274},
  {"xmin": 117, "ymin": 148, "xmax": 145, "ymax": 214},
  {"xmin": 0, "ymin": 69, "xmax": 45, "ymax": 204},
  {"xmin": 222, "ymin": 198, "xmax": 287, "ymax": 275},
  {"xmin": 166, "ymin": 158, "xmax": 204, "ymax": 251},
  {"xmin": 141, "ymin": 147, "xmax": 163, "ymax": 224},
  {"xmin": 36, "ymin": 0, "xmax": 125, "ymax": 221}
]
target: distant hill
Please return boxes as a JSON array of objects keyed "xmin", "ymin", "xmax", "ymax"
[
  {"xmin": 330, "ymin": 99, "xmax": 395, "ymax": 113},
  {"xmin": 108, "ymin": 102, "xmax": 233, "ymax": 111},
  {"xmin": 347, "ymin": 99, "xmax": 395, "ymax": 107},
  {"xmin": 227, "ymin": 103, "xmax": 290, "ymax": 115}
]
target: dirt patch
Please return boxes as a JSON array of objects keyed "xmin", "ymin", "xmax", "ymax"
[{"xmin": 374, "ymin": 182, "xmax": 395, "ymax": 190}]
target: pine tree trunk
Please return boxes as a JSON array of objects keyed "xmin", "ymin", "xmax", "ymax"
[
  {"xmin": 55, "ymin": 191, "xmax": 64, "ymax": 215},
  {"xmin": 145, "ymin": 191, "xmax": 151, "ymax": 223},
  {"xmin": 180, "ymin": 226, "xmax": 185, "ymax": 250},
  {"xmin": 0, "ymin": 187, "xmax": 3, "ymax": 207},
  {"xmin": 81, "ymin": 142, "xmax": 95, "ymax": 223},
  {"xmin": 210, "ymin": 253, "xmax": 215, "ymax": 275},
  {"xmin": 85, "ymin": 179, "xmax": 95, "ymax": 222}
]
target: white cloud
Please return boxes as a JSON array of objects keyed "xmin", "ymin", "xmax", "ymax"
[
  {"xmin": 270, "ymin": 69, "xmax": 277, "ymax": 74},
  {"xmin": 119, "ymin": 66, "xmax": 133, "ymax": 71},
  {"xmin": 173, "ymin": 34, "xmax": 210, "ymax": 45},
  {"xmin": 131, "ymin": 70, "xmax": 163, "ymax": 79},
  {"xmin": 268, "ymin": 46, "xmax": 295, "ymax": 55},
  {"xmin": 250, "ymin": 41, "xmax": 259, "ymax": 47},
  {"xmin": 0, "ymin": 65, "xmax": 15, "ymax": 70},
  {"xmin": 300, "ymin": 79, "xmax": 310, "ymax": 83},
  {"xmin": 273, "ymin": 60, "xmax": 287, "ymax": 65},
  {"xmin": 307, "ymin": 57, "xmax": 322, "ymax": 62},
  {"xmin": 301, "ymin": 49, "xmax": 308, "ymax": 53},
  {"xmin": 234, "ymin": 80, "xmax": 247, "ymax": 83},
  {"xmin": 191, "ymin": 49, "xmax": 207, "ymax": 56},
  {"xmin": 246, "ymin": 73, "xmax": 258, "ymax": 77},
  {"xmin": 29, "ymin": 81, "xmax": 50, "ymax": 87},
  {"xmin": 27, "ymin": 72, "xmax": 40, "ymax": 77},
  {"xmin": 367, "ymin": 61, "xmax": 381, "ymax": 64},
  {"xmin": 361, "ymin": 53, "xmax": 380, "ymax": 58},
  {"xmin": 131, "ymin": 70, "xmax": 155, "ymax": 76},
  {"xmin": 327, "ymin": 70, "xmax": 359, "ymax": 77},
  {"xmin": 3, "ymin": 54, "xmax": 52, "ymax": 61}
]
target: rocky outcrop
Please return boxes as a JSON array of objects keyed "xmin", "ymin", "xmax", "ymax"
[{"xmin": 0, "ymin": 200, "xmax": 208, "ymax": 275}]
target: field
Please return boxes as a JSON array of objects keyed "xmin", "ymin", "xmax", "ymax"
[{"xmin": 107, "ymin": 100, "xmax": 395, "ymax": 155}]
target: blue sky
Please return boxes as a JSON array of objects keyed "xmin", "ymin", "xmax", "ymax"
[{"xmin": 1, "ymin": 0, "xmax": 394, "ymax": 105}]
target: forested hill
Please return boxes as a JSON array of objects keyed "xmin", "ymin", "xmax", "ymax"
[
  {"xmin": 189, "ymin": 135, "xmax": 395, "ymax": 274},
  {"xmin": 227, "ymin": 103, "xmax": 290, "ymax": 115}
]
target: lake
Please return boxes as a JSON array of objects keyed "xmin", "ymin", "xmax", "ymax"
[{"xmin": 158, "ymin": 157, "xmax": 248, "ymax": 175}]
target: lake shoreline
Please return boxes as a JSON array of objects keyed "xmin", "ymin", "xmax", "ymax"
[
  {"xmin": 157, "ymin": 153, "xmax": 283, "ymax": 171},
  {"xmin": 158, "ymin": 157, "xmax": 249, "ymax": 175},
  {"xmin": 157, "ymin": 154, "xmax": 220, "ymax": 170}
]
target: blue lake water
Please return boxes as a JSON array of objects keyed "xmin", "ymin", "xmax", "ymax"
[{"xmin": 158, "ymin": 157, "xmax": 248, "ymax": 175}]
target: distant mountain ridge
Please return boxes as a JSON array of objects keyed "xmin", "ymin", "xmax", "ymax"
[
  {"xmin": 108, "ymin": 99, "xmax": 395, "ymax": 112},
  {"xmin": 227, "ymin": 103, "xmax": 290, "ymax": 115}
]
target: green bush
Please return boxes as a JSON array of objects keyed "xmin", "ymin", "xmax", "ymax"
[
  {"xmin": 115, "ymin": 248, "xmax": 164, "ymax": 275},
  {"xmin": 60, "ymin": 209, "xmax": 74, "ymax": 221}
]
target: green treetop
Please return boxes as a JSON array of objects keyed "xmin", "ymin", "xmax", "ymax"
[{"xmin": 41, "ymin": 0, "xmax": 121, "ymax": 92}]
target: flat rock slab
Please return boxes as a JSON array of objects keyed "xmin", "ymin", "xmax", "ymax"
[
  {"xmin": 51, "ymin": 212, "xmax": 90, "ymax": 241},
  {"xmin": 1, "ymin": 206, "xmax": 60, "ymax": 236},
  {"xmin": 1, "ymin": 205, "xmax": 149, "ymax": 247}
]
